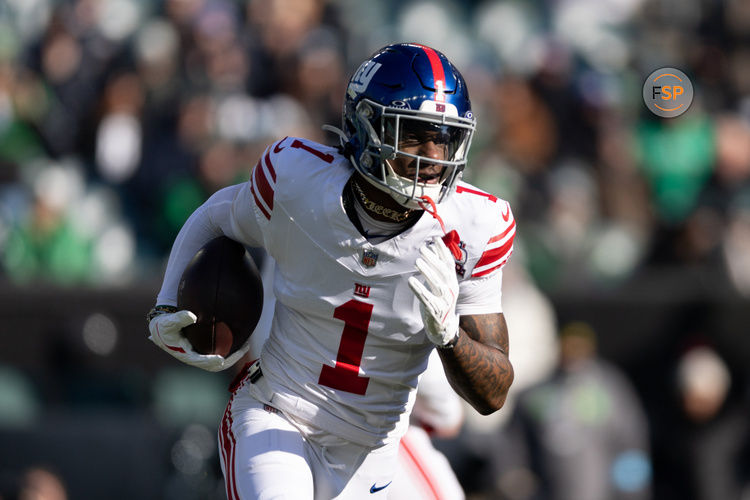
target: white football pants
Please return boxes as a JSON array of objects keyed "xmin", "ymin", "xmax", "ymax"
[{"xmin": 218, "ymin": 385, "xmax": 399, "ymax": 499}]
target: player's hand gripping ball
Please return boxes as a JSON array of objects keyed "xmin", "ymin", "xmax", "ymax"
[{"xmin": 148, "ymin": 236, "xmax": 264, "ymax": 372}]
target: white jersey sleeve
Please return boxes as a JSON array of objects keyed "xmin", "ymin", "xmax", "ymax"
[
  {"xmin": 444, "ymin": 184, "xmax": 516, "ymax": 316},
  {"xmin": 155, "ymin": 175, "xmax": 265, "ymax": 306},
  {"xmin": 468, "ymin": 199, "xmax": 515, "ymax": 279}
]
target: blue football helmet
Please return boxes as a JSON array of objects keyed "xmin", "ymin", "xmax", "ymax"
[{"xmin": 333, "ymin": 43, "xmax": 476, "ymax": 209}]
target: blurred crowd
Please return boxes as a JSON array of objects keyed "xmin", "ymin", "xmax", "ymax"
[
  {"xmin": 2, "ymin": 0, "xmax": 750, "ymax": 498},
  {"xmin": 0, "ymin": 0, "xmax": 749, "ymax": 293}
]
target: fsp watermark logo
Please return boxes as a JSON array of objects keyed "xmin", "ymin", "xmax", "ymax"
[{"xmin": 642, "ymin": 68, "xmax": 693, "ymax": 118}]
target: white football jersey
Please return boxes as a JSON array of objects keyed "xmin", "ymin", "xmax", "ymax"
[{"xmin": 158, "ymin": 136, "xmax": 516, "ymax": 448}]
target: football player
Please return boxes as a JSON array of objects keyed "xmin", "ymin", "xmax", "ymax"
[{"xmin": 148, "ymin": 43, "xmax": 515, "ymax": 499}]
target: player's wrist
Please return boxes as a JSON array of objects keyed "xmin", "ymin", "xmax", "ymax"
[
  {"xmin": 437, "ymin": 328, "xmax": 460, "ymax": 349},
  {"xmin": 146, "ymin": 304, "xmax": 178, "ymax": 324}
]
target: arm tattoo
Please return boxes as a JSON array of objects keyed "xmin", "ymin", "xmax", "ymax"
[{"xmin": 437, "ymin": 312, "xmax": 514, "ymax": 414}]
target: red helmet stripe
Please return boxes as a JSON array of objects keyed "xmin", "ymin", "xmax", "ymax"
[{"xmin": 416, "ymin": 44, "xmax": 446, "ymax": 102}]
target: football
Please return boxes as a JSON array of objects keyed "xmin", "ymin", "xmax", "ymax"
[{"xmin": 177, "ymin": 236, "xmax": 264, "ymax": 357}]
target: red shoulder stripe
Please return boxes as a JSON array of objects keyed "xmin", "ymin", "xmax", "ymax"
[
  {"xmin": 253, "ymin": 159, "xmax": 274, "ymax": 210},
  {"xmin": 264, "ymin": 151, "xmax": 277, "ymax": 182},
  {"xmin": 250, "ymin": 174, "xmax": 271, "ymax": 220}
]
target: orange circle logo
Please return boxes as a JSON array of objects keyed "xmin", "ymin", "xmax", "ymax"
[{"xmin": 642, "ymin": 68, "xmax": 693, "ymax": 118}]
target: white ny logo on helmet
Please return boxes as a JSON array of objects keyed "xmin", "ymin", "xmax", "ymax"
[{"xmin": 347, "ymin": 61, "xmax": 382, "ymax": 97}]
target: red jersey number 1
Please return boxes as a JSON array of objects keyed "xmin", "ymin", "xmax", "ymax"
[{"xmin": 318, "ymin": 299, "xmax": 373, "ymax": 395}]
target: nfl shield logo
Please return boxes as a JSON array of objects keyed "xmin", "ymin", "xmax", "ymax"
[{"xmin": 361, "ymin": 249, "xmax": 379, "ymax": 268}]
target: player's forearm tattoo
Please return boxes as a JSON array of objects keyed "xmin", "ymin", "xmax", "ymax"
[{"xmin": 437, "ymin": 313, "xmax": 514, "ymax": 414}]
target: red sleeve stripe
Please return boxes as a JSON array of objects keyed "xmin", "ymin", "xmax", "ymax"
[
  {"xmin": 480, "ymin": 223, "xmax": 516, "ymax": 257},
  {"xmin": 488, "ymin": 220, "xmax": 516, "ymax": 244},
  {"xmin": 472, "ymin": 252, "xmax": 512, "ymax": 278},
  {"xmin": 264, "ymin": 150, "xmax": 277, "ymax": 182},
  {"xmin": 250, "ymin": 167, "xmax": 272, "ymax": 220},
  {"xmin": 475, "ymin": 237, "xmax": 514, "ymax": 269},
  {"xmin": 252, "ymin": 158, "xmax": 275, "ymax": 210},
  {"xmin": 472, "ymin": 224, "xmax": 516, "ymax": 277}
]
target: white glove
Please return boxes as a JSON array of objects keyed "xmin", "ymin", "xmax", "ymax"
[
  {"xmin": 148, "ymin": 306, "xmax": 250, "ymax": 372},
  {"xmin": 408, "ymin": 237, "xmax": 460, "ymax": 348}
]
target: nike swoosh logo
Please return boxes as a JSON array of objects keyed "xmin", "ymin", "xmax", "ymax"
[
  {"xmin": 273, "ymin": 137, "xmax": 289, "ymax": 153},
  {"xmin": 501, "ymin": 202, "xmax": 510, "ymax": 222},
  {"xmin": 370, "ymin": 481, "xmax": 392, "ymax": 493}
]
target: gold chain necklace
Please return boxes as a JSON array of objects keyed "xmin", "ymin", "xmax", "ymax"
[{"xmin": 351, "ymin": 180, "xmax": 412, "ymax": 222}]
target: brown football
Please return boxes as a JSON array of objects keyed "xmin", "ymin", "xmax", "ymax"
[{"xmin": 177, "ymin": 236, "xmax": 264, "ymax": 357}]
